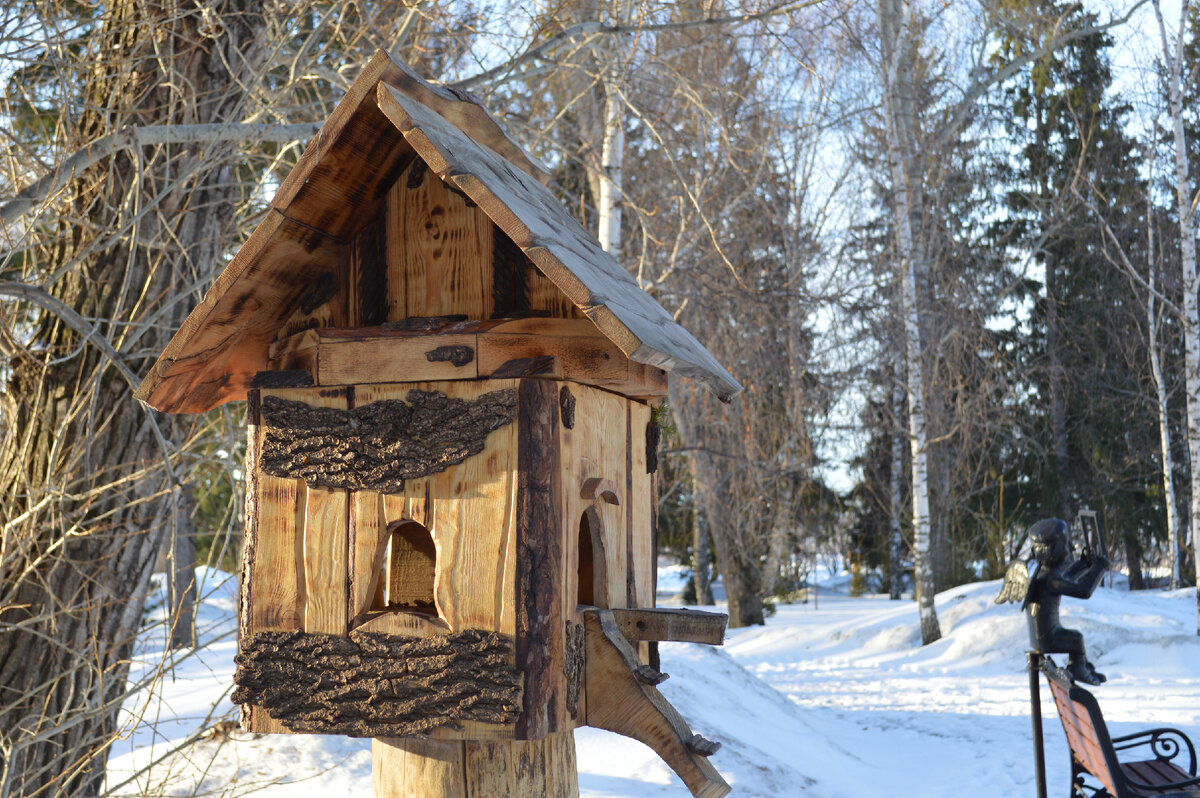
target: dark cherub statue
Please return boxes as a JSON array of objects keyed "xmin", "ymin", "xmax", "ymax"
[{"xmin": 995, "ymin": 518, "xmax": 1110, "ymax": 685}]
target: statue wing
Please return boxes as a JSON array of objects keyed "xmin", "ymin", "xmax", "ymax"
[{"xmin": 994, "ymin": 560, "xmax": 1033, "ymax": 605}]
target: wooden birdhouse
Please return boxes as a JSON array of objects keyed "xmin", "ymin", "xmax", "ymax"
[{"xmin": 136, "ymin": 51, "xmax": 741, "ymax": 798}]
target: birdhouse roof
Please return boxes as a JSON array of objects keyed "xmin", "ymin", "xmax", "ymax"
[{"xmin": 135, "ymin": 51, "xmax": 741, "ymax": 414}]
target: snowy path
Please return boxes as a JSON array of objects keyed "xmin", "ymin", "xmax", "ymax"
[{"xmin": 106, "ymin": 571, "xmax": 1200, "ymax": 797}]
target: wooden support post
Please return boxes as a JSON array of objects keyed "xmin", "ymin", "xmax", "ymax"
[{"xmin": 372, "ymin": 732, "xmax": 579, "ymax": 798}]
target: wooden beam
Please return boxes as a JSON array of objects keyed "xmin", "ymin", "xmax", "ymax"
[
  {"xmin": 608, "ymin": 608, "xmax": 727, "ymax": 646},
  {"xmin": 264, "ymin": 318, "xmax": 667, "ymax": 399},
  {"xmin": 514, "ymin": 379, "xmax": 566, "ymax": 739},
  {"xmin": 582, "ymin": 608, "xmax": 730, "ymax": 798}
]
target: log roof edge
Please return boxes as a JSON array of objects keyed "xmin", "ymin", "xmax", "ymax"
[{"xmin": 136, "ymin": 50, "xmax": 741, "ymax": 414}]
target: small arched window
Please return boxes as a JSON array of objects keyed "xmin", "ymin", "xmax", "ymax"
[
  {"xmin": 373, "ymin": 519, "xmax": 437, "ymax": 616},
  {"xmin": 577, "ymin": 507, "xmax": 608, "ymax": 608}
]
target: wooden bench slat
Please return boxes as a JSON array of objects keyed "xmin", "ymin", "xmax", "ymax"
[{"xmin": 1046, "ymin": 666, "xmax": 1200, "ymax": 798}]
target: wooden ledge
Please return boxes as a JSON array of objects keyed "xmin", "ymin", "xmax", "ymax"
[
  {"xmin": 267, "ymin": 317, "xmax": 668, "ymax": 399},
  {"xmin": 608, "ymin": 608, "xmax": 727, "ymax": 646}
]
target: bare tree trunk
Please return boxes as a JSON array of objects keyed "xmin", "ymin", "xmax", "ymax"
[
  {"xmin": 878, "ymin": 0, "xmax": 940, "ymax": 644},
  {"xmin": 168, "ymin": 485, "xmax": 198, "ymax": 651},
  {"xmin": 692, "ymin": 505, "xmax": 714, "ymax": 605},
  {"xmin": 890, "ymin": 366, "xmax": 905, "ymax": 600},
  {"xmin": 0, "ymin": 2, "xmax": 265, "ymax": 793},
  {"xmin": 1145, "ymin": 202, "xmax": 1183, "ymax": 590},
  {"xmin": 1154, "ymin": 0, "xmax": 1200, "ymax": 626}
]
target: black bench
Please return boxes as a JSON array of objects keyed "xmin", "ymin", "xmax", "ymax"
[{"xmin": 1043, "ymin": 660, "xmax": 1200, "ymax": 797}]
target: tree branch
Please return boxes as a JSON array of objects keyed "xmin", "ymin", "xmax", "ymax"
[
  {"xmin": 936, "ymin": 0, "xmax": 1150, "ymax": 148},
  {"xmin": 450, "ymin": 0, "xmax": 826, "ymax": 91},
  {"xmin": 0, "ymin": 122, "xmax": 320, "ymax": 227}
]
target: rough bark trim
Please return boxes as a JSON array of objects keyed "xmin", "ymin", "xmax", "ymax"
[
  {"xmin": 493, "ymin": 355, "xmax": 556, "ymax": 378},
  {"xmin": 645, "ymin": 419, "xmax": 661, "ymax": 474},
  {"xmin": 515, "ymin": 379, "xmax": 564, "ymax": 739},
  {"xmin": 251, "ymin": 369, "xmax": 314, "ymax": 389},
  {"xmin": 259, "ymin": 388, "xmax": 517, "ymax": 493},
  {"xmin": 381, "ymin": 314, "xmax": 468, "ymax": 333},
  {"xmin": 564, "ymin": 621, "xmax": 585, "ymax": 720},
  {"xmin": 299, "ymin": 271, "xmax": 339, "ymax": 314},
  {"xmin": 425, "ymin": 345, "xmax": 474, "ymax": 367},
  {"xmin": 232, "ymin": 629, "xmax": 521, "ymax": 737},
  {"xmin": 492, "ymin": 223, "xmax": 531, "ymax": 318},
  {"xmin": 559, "ymin": 385, "xmax": 575, "ymax": 429}
]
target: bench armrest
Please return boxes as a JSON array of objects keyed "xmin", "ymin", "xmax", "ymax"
[{"xmin": 1111, "ymin": 728, "xmax": 1197, "ymax": 776}]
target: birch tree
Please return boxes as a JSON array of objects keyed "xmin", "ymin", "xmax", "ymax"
[
  {"xmin": 876, "ymin": 0, "xmax": 941, "ymax": 643},
  {"xmin": 1152, "ymin": 0, "xmax": 1200, "ymax": 618}
]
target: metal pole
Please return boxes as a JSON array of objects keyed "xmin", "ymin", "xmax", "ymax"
[{"xmin": 1028, "ymin": 651, "xmax": 1047, "ymax": 798}]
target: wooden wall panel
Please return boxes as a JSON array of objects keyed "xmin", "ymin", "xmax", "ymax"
[
  {"xmin": 291, "ymin": 387, "xmax": 351, "ymax": 636},
  {"xmin": 354, "ymin": 381, "xmax": 519, "ymax": 635},
  {"xmin": 245, "ymin": 390, "xmax": 306, "ymax": 633},
  {"xmin": 627, "ymin": 401, "xmax": 656, "ymax": 610},
  {"xmin": 560, "ymin": 385, "xmax": 629, "ymax": 614},
  {"xmin": 349, "ymin": 490, "xmax": 388, "ymax": 625},
  {"xmin": 386, "ymin": 160, "xmax": 495, "ymax": 320}
]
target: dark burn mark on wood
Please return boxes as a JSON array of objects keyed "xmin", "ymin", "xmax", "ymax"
[
  {"xmin": 232, "ymin": 629, "xmax": 521, "ymax": 738},
  {"xmin": 646, "ymin": 419, "xmax": 661, "ymax": 475},
  {"xmin": 492, "ymin": 356, "xmax": 556, "ymax": 378},
  {"xmin": 492, "ymin": 226, "xmax": 531, "ymax": 317},
  {"xmin": 559, "ymin": 386, "xmax": 575, "ymax": 429},
  {"xmin": 300, "ymin": 271, "xmax": 340, "ymax": 314},
  {"xmin": 259, "ymin": 388, "xmax": 517, "ymax": 493},
  {"xmin": 381, "ymin": 314, "xmax": 469, "ymax": 333},
  {"xmin": 515, "ymin": 380, "xmax": 565, "ymax": 738},
  {"xmin": 565, "ymin": 621, "xmax": 585, "ymax": 719},
  {"xmin": 353, "ymin": 219, "xmax": 388, "ymax": 326},
  {"xmin": 406, "ymin": 158, "xmax": 428, "ymax": 189},
  {"xmin": 251, "ymin": 370, "xmax": 314, "ymax": 389},
  {"xmin": 425, "ymin": 345, "xmax": 474, "ymax": 367}
]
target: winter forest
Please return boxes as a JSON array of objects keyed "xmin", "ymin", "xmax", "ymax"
[{"xmin": 2, "ymin": 0, "xmax": 1200, "ymax": 796}]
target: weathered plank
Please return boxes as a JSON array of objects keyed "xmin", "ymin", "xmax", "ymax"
[
  {"xmin": 387, "ymin": 158, "xmax": 495, "ymax": 321},
  {"xmin": 270, "ymin": 52, "xmax": 416, "ymax": 240},
  {"xmin": 320, "ymin": 333, "xmax": 479, "ymax": 385},
  {"xmin": 477, "ymin": 327, "xmax": 666, "ymax": 398},
  {"xmin": 245, "ymin": 390, "xmax": 306, "ymax": 634},
  {"xmin": 561, "ymin": 385, "xmax": 628, "ymax": 613},
  {"xmin": 354, "ymin": 381, "xmax": 520, "ymax": 635},
  {"xmin": 349, "ymin": 490, "xmax": 389, "ymax": 625},
  {"xmin": 296, "ymin": 387, "xmax": 350, "ymax": 636},
  {"xmin": 376, "ymin": 81, "xmax": 741, "ymax": 402},
  {"xmin": 608, "ymin": 608, "xmax": 727, "ymax": 646},
  {"xmin": 582, "ymin": 609, "xmax": 730, "ymax": 798},
  {"xmin": 628, "ymin": 401, "xmax": 656, "ymax": 609},
  {"xmin": 515, "ymin": 378, "xmax": 566, "ymax": 739}
]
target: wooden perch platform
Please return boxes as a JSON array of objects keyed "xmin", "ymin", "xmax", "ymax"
[{"xmin": 608, "ymin": 608, "xmax": 727, "ymax": 646}]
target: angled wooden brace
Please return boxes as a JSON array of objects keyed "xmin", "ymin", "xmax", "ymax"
[{"xmin": 581, "ymin": 608, "xmax": 731, "ymax": 798}]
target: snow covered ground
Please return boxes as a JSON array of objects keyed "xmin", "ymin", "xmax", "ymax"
[{"xmin": 106, "ymin": 566, "xmax": 1200, "ymax": 797}]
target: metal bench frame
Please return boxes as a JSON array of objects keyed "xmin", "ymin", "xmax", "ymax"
[{"xmin": 1043, "ymin": 659, "xmax": 1200, "ymax": 798}]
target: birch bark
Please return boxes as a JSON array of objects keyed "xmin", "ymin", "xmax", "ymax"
[
  {"xmin": 878, "ymin": 0, "xmax": 940, "ymax": 643},
  {"xmin": 1153, "ymin": 0, "xmax": 1199, "ymax": 623}
]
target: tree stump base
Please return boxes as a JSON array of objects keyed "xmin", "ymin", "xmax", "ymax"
[{"xmin": 373, "ymin": 732, "xmax": 580, "ymax": 798}]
